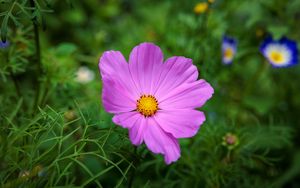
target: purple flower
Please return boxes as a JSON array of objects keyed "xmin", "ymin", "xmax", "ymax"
[
  {"xmin": 99, "ymin": 43, "xmax": 214, "ymax": 164},
  {"xmin": 222, "ymin": 36, "xmax": 237, "ymax": 65},
  {"xmin": 0, "ymin": 40, "xmax": 9, "ymax": 48},
  {"xmin": 260, "ymin": 37, "xmax": 298, "ymax": 68}
]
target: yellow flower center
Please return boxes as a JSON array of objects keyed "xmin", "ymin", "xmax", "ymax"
[
  {"xmin": 224, "ymin": 48, "xmax": 234, "ymax": 59},
  {"xmin": 270, "ymin": 51, "xmax": 284, "ymax": 64},
  {"xmin": 136, "ymin": 95, "xmax": 158, "ymax": 117}
]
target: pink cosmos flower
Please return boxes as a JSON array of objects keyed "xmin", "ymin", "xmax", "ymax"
[{"xmin": 99, "ymin": 43, "xmax": 214, "ymax": 164}]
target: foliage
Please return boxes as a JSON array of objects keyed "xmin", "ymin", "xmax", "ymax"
[{"xmin": 1, "ymin": 0, "xmax": 300, "ymax": 187}]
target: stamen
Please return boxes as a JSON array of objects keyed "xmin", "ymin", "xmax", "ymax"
[
  {"xmin": 136, "ymin": 94, "xmax": 158, "ymax": 117},
  {"xmin": 224, "ymin": 48, "xmax": 233, "ymax": 59},
  {"xmin": 270, "ymin": 51, "xmax": 284, "ymax": 64}
]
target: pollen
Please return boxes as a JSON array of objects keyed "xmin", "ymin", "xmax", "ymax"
[
  {"xmin": 224, "ymin": 48, "xmax": 234, "ymax": 59},
  {"xmin": 136, "ymin": 95, "xmax": 158, "ymax": 117},
  {"xmin": 270, "ymin": 51, "xmax": 284, "ymax": 64}
]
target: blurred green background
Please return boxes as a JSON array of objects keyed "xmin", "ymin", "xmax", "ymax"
[{"xmin": 1, "ymin": 0, "xmax": 300, "ymax": 187}]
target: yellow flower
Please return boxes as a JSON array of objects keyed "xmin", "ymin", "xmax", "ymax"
[
  {"xmin": 208, "ymin": 0, "xmax": 215, "ymax": 3},
  {"xmin": 194, "ymin": 2, "xmax": 208, "ymax": 14},
  {"xmin": 256, "ymin": 28, "xmax": 264, "ymax": 38}
]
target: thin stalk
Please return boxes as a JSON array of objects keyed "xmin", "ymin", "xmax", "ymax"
[
  {"xmin": 226, "ymin": 149, "xmax": 232, "ymax": 163},
  {"xmin": 29, "ymin": 0, "xmax": 42, "ymax": 110},
  {"xmin": 128, "ymin": 147, "xmax": 138, "ymax": 188},
  {"xmin": 195, "ymin": 7, "xmax": 210, "ymax": 76},
  {"xmin": 243, "ymin": 61, "xmax": 268, "ymax": 97},
  {"xmin": 5, "ymin": 51, "xmax": 21, "ymax": 98},
  {"xmin": 40, "ymin": 75, "xmax": 51, "ymax": 106},
  {"xmin": 9, "ymin": 72, "xmax": 21, "ymax": 98}
]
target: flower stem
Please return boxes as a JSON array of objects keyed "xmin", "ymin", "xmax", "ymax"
[
  {"xmin": 5, "ymin": 51, "xmax": 21, "ymax": 98},
  {"xmin": 243, "ymin": 61, "xmax": 268, "ymax": 97},
  {"xmin": 29, "ymin": 0, "xmax": 42, "ymax": 110},
  {"xmin": 226, "ymin": 149, "xmax": 232, "ymax": 163},
  {"xmin": 10, "ymin": 71, "xmax": 21, "ymax": 98},
  {"xmin": 128, "ymin": 147, "xmax": 138, "ymax": 188}
]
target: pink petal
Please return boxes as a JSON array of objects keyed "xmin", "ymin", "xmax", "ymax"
[
  {"xmin": 154, "ymin": 56, "xmax": 198, "ymax": 99},
  {"xmin": 99, "ymin": 50, "xmax": 140, "ymax": 100},
  {"xmin": 102, "ymin": 77, "xmax": 136, "ymax": 113},
  {"xmin": 129, "ymin": 117, "xmax": 147, "ymax": 145},
  {"xmin": 143, "ymin": 118, "xmax": 181, "ymax": 164},
  {"xmin": 129, "ymin": 43, "xmax": 164, "ymax": 94},
  {"xmin": 154, "ymin": 110, "xmax": 205, "ymax": 138},
  {"xmin": 112, "ymin": 111, "xmax": 142, "ymax": 129},
  {"xmin": 99, "ymin": 51, "xmax": 141, "ymax": 113},
  {"xmin": 159, "ymin": 79, "xmax": 214, "ymax": 110}
]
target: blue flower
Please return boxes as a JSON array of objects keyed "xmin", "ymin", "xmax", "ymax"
[
  {"xmin": 222, "ymin": 36, "xmax": 237, "ymax": 65},
  {"xmin": 260, "ymin": 37, "xmax": 298, "ymax": 68},
  {"xmin": 0, "ymin": 40, "xmax": 10, "ymax": 48}
]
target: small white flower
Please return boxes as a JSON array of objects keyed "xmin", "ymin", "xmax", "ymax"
[{"xmin": 75, "ymin": 66, "xmax": 95, "ymax": 83}]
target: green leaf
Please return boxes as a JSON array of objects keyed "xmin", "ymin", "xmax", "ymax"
[
  {"xmin": 267, "ymin": 25, "xmax": 289, "ymax": 39},
  {"xmin": 56, "ymin": 43, "xmax": 77, "ymax": 56},
  {"xmin": 1, "ymin": 14, "xmax": 9, "ymax": 42}
]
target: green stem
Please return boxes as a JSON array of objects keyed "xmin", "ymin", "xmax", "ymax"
[
  {"xmin": 40, "ymin": 76, "xmax": 51, "ymax": 106},
  {"xmin": 30, "ymin": 0, "xmax": 42, "ymax": 110},
  {"xmin": 226, "ymin": 149, "xmax": 231, "ymax": 163},
  {"xmin": 5, "ymin": 50, "xmax": 21, "ymax": 98},
  {"xmin": 128, "ymin": 147, "xmax": 138, "ymax": 188},
  {"xmin": 196, "ymin": 9, "xmax": 209, "ymax": 76},
  {"xmin": 243, "ymin": 61, "xmax": 268, "ymax": 97},
  {"xmin": 10, "ymin": 72, "xmax": 21, "ymax": 98}
]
